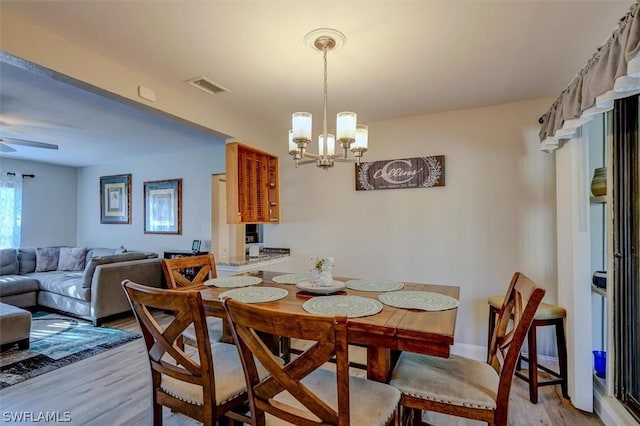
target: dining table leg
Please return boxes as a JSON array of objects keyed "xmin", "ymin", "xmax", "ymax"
[{"xmin": 367, "ymin": 346, "xmax": 391, "ymax": 382}]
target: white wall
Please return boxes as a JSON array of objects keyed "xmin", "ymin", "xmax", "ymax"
[
  {"xmin": 1, "ymin": 158, "xmax": 77, "ymax": 247},
  {"xmin": 76, "ymin": 143, "xmax": 225, "ymax": 254},
  {"xmin": 265, "ymin": 98, "xmax": 557, "ymax": 348}
]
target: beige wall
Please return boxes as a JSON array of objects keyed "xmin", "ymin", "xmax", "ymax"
[
  {"xmin": 266, "ymin": 98, "xmax": 557, "ymax": 348},
  {"xmin": 2, "ymin": 9, "xmax": 558, "ymax": 351},
  {"xmin": 0, "ymin": 10, "xmax": 280, "ymax": 147}
]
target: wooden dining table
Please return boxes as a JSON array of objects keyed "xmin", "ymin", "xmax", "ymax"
[{"xmin": 197, "ymin": 270, "xmax": 459, "ymax": 383}]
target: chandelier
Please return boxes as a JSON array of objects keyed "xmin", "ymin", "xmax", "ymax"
[{"xmin": 288, "ymin": 28, "xmax": 368, "ymax": 169}]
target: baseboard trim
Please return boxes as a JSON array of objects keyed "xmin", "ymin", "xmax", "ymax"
[
  {"xmin": 451, "ymin": 343, "xmax": 559, "ymax": 366},
  {"xmin": 593, "ymin": 376, "xmax": 640, "ymax": 426},
  {"xmin": 450, "ymin": 342, "xmax": 485, "ymax": 360}
]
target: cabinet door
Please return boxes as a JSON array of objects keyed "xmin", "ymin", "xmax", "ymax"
[
  {"xmin": 226, "ymin": 142, "xmax": 280, "ymax": 224},
  {"xmin": 238, "ymin": 147, "xmax": 268, "ymax": 223},
  {"xmin": 267, "ymin": 156, "xmax": 279, "ymax": 222}
]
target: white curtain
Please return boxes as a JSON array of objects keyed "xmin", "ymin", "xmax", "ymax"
[
  {"xmin": 0, "ymin": 172, "xmax": 23, "ymax": 249},
  {"xmin": 539, "ymin": 1, "xmax": 640, "ymax": 151}
]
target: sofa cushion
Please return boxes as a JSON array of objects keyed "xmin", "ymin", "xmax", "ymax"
[
  {"xmin": 0, "ymin": 275, "xmax": 40, "ymax": 296},
  {"xmin": 85, "ymin": 248, "xmax": 116, "ymax": 262},
  {"xmin": 58, "ymin": 247, "xmax": 88, "ymax": 271},
  {"xmin": 18, "ymin": 248, "xmax": 36, "ymax": 274},
  {"xmin": 35, "ymin": 247, "xmax": 60, "ymax": 272},
  {"xmin": 0, "ymin": 249, "xmax": 19, "ymax": 276},
  {"xmin": 81, "ymin": 252, "xmax": 147, "ymax": 288},
  {"xmin": 35, "ymin": 271, "xmax": 90, "ymax": 301}
]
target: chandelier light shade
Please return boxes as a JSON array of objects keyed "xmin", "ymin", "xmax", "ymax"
[{"xmin": 289, "ymin": 28, "xmax": 369, "ymax": 169}]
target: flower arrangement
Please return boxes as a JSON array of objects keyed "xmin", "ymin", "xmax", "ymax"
[
  {"xmin": 311, "ymin": 257, "xmax": 334, "ymax": 286},
  {"xmin": 312, "ymin": 257, "xmax": 334, "ymax": 272}
]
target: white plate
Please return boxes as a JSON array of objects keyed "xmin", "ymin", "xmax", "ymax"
[{"xmin": 296, "ymin": 280, "xmax": 346, "ymax": 294}]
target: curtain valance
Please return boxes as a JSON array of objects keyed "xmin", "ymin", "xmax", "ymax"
[{"xmin": 539, "ymin": 1, "xmax": 640, "ymax": 151}]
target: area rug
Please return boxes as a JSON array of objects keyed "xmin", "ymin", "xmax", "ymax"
[{"xmin": 0, "ymin": 311, "xmax": 140, "ymax": 389}]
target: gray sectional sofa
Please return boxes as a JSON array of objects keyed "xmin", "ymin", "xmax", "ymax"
[{"xmin": 0, "ymin": 247, "xmax": 163, "ymax": 325}]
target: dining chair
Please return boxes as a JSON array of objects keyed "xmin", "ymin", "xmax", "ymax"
[
  {"xmin": 389, "ymin": 272, "xmax": 546, "ymax": 426},
  {"xmin": 122, "ymin": 280, "xmax": 250, "ymax": 426},
  {"xmin": 487, "ymin": 295, "xmax": 568, "ymax": 403},
  {"xmin": 161, "ymin": 254, "xmax": 224, "ymax": 347},
  {"xmin": 161, "ymin": 253, "xmax": 218, "ymax": 289},
  {"xmin": 222, "ymin": 297, "xmax": 401, "ymax": 426}
]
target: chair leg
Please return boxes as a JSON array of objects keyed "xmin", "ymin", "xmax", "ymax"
[
  {"xmin": 281, "ymin": 336, "xmax": 291, "ymax": 363},
  {"xmin": 411, "ymin": 408, "xmax": 422, "ymax": 426},
  {"xmin": 153, "ymin": 401, "xmax": 162, "ymax": 426},
  {"xmin": 176, "ymin": 335, "xmax": 185, "ymax": 351},
  {"xmin": 527, "ymin": 324, "xmax": 538, "ymax": 404},
  {"xmin": 487, "ymin": 306, "xmax": 497, "ymax": 362},
  {"xmin": 555, "ymin": 319, "xmax": 569, "ymax": 399}
]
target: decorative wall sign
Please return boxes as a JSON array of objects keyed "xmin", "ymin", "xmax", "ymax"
[
  {"xmin": 355, "ymin": 156, "xmax": 445, "ymax": 191},
  {"xmin": 100, "ymin": 174, "xmax": 131, "ymax": 224}
]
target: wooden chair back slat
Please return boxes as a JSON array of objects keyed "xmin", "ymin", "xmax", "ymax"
[
  {"xmin": 487, "ymin": 272, "xmax": 546, "ymax": 425},
  {"xmin": 122, "ymin": 279, "xmax": 250, "ymax": 425},
  {"xmin": 223, "ymin": 297, "xmax": 351, "ymax": 426},
  {"xmin": 161, "ymin": 254, "xmax": 217, "ymax": 289}
]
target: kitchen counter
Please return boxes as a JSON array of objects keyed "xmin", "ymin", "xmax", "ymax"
[{"xmin": 216, "ymin": 248, "xmax": 291, "ymax": 276}]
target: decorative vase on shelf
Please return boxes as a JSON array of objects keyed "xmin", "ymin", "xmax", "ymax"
[{"xmin": 591, "ymin": 167, "xmax": 607, "ymax": 197}]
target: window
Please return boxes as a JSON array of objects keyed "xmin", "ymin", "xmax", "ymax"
[
  {"xmin": 612, "ymin": 96, "xmax": 640, "ymax": 422},
  {"xmin": 0, "ymin": 172, "xmax": 23, "ymax": 249}
]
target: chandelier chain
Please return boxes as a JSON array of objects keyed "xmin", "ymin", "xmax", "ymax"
[{"xmin": 322, "ymin": 46, "xmax": 329, "ymax": 156}]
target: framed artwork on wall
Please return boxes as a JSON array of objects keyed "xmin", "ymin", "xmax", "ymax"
[
  {"xmin": 100, "ymin": 174, "xmax": 131, "ymax": 224},
  {"xmin": 144, "ymin": 178, "xmax": 182, "ymax": 234}
]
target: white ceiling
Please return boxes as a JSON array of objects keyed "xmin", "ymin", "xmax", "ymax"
[{"xmin": 0, "ymin": 0, "xmax": 632, "ymax": 167}]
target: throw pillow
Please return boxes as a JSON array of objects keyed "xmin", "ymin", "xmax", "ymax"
[
  {"xmin": 0, "ymin": 249, "xmax": 19, "ymax": 275},
  {"xmin": 18, "ymin": 248, "xmax": 36, "ymax": 274},
  {"xmin": 57, "ymin": 247, "xmax": 88, "ymax": 271},
  {"xmin": 35, "ymin": 247, "xmax": 60, "ymax": 272}
]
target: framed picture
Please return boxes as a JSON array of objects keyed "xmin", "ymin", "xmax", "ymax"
[
  {"xmin": 191, "ymin": 239, "xmax": 201, "ymax": 252},
  {"xmin": 144, "ymin": 179, "xmax": 182, "ymax": 234},
  {"xmin": 100, "ymin": 174, "xmax": 131, "ymax": 224}
]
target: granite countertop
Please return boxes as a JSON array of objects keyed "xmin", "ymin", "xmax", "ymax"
[{"xmin": 216, "ymin": 248, "xmax": 290, "ymax": 267}]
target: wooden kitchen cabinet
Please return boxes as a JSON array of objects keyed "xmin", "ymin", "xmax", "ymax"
[{"xmin": 226, "ymin": 142, "xmax": 280, "ymax": 224}]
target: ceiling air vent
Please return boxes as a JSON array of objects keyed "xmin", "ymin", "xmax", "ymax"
[{"xmin": 184, "ymin": 76, "xmax": 230, "ymax": 95}]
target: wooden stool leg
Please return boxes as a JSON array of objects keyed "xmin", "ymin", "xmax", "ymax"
[
  {"xmin": 555, "ymin": 319, "xmax": 569, "ymax": 399},
  {"xmin": 528, "ymin": 324, "xmax": 539, "ymax": 404}
]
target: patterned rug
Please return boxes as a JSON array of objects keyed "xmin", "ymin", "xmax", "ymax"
[{"xmin": 0, "ymin": 311, "xmax": 140, "ymax": 389}]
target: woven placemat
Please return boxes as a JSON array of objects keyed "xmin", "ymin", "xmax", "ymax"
[
  {"xmin": 204, "ymin": 276, "xmax": 263, "ymax": 288},
  {"xmin": 378, "ymin": 291, "xmax": 458, "ymax": 311},
  {"xmin": 272, "ymin": 272, "xmax": 316, "ymax": 284},
  {"xmin": 219, "ymin": 287, "xmax": 288, "ymax": 303},
  {"xmin": 346, "ymin": 279, "xmax": 404, "ymax": 292},
  {"xmin": 302, "ymin": 295, "xmax": 383, "ymax": 318}
]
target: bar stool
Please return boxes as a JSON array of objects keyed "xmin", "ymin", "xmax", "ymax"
[{"xmin": 487, "ymin": 295, "xmax": 569, "ymax": 404}]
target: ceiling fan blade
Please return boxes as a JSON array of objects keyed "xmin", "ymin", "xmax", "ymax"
[
  {"xmin": 0, "ymin": 137, "xmax": 59, "ymax": 150},
  {"xmin": 0, "ymin": 143, "xmax": 17, "ymax": 153}
]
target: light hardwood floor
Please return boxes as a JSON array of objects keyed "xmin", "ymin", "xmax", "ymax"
[{"xmin": 0, "ymin": 313, "xmax": 602, "ymax": 425}]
